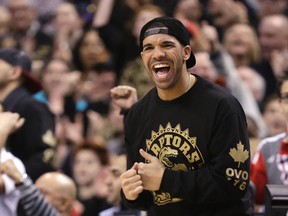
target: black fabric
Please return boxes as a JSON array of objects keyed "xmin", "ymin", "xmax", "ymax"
[
  {"xmin": 122, "ymin": 75, "xmax": 252, "ymax": 216},
  {"xmin": 3, "ymin": 87, "xmax": 55, "ymax": 182},
  {"xmin": 79, "ymin": 196, "xmax": 111, "ymax": 216}
]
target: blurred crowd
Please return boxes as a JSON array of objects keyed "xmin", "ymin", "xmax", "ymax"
[{"xmin": 0, "ymin": 0, "xmax": 288, "ymax": 215}]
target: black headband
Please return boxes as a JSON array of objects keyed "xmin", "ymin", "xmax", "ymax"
[{"xmin": 143, "ymin": 28, "xmax": 169, "ymax": 39}]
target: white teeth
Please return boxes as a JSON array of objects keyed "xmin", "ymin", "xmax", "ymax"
[{"xmin": 154, "ymin": 64, "xmax": 169, "ymax": 69}]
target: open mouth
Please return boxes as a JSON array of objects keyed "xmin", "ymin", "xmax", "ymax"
[{"xmin": 153, "ymin": 63, "xmax": 170, "ymax": 78}]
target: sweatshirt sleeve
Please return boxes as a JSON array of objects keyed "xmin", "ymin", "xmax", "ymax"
[{"xmin": 159, "ymin": 97, "xmax": 251, "ymax": 204}]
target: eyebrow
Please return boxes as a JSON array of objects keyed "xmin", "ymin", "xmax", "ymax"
[{"xmin": 142, "ymin": 39, "xmax": 176, "ymax": 49}]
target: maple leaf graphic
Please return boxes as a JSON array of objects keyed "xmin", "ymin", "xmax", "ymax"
[{"xmin": 229, "ymin": 142, "xmax": 249, "ymax": 168}]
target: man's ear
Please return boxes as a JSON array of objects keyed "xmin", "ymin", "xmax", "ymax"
[
  {"xmin": 9, "ymin": 66, "xmax": 22, "ymax": 81},
  {"xmin": 59, "ymin": 197, "xmax": 73, "ymax": 213},
  {"xmin": 183, "ymin": 45, "xmax": 192, "ymax": 61}
]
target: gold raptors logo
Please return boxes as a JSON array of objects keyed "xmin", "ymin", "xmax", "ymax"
[{"xmin": 145, "ymin": 123, "xmax": 205, "ymax": 205}]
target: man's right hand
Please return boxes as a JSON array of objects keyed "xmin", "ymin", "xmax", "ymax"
[
  {"xmin": 0, "ymin": 110, "xmax": 25, "ymax": 149},
  {"xmin": 120, "ymin": 162, "xmax": 143, "ymax": 201},
  {"xmin": 0, "ymin": 159, "xmax": 23, "ymax": 184}
]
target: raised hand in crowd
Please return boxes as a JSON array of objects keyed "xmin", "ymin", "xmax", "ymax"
[
  {"xmin": 110, "ymin": 85, "xmax": 138, "ymax": 110},
  {"xmin": 270, "ymin": 49, "xmax": 288, "ymax": 80},
  {"xmin": 0, "ymin": 108, "xmax": 25, "ymax": 149}
]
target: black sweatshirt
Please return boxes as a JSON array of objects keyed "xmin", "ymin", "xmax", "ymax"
[{"xmin": 122, "ymin": 75, "xmax": 252, "ymax": 216}]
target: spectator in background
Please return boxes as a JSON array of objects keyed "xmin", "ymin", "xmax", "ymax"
[
  {"xmin": 76, "ymin": 62, "xmax": 118, "ymax": 146},
  {"xmin": 34, "ymin": 58, "xmax": 81, "ymax": 117},
  {"xmin": 191, "ymin": 48, "xmax": 266, "ymax": 138},
  {"xmin": 0, "ymin": 107, "xmax": 25, "ymax": 216},
  {"xmin": 34, "ymin": 172, "xmax": 78, "ymax": 216},
  {"xmin": 237, "ymin": 66, "xmax": 266, "ymax": 108},
  {"xmin": 72, "ymin": 141, "xmax": 111, "ymax": 216},
  {"xmin": 250, "ymin": 73, "xmax": 288, "ymax": 214},
  {"xmin": 205, "ymin": 0, "xmax": 249, "ymax": 40},
  {"xmin": 72, "ymin": 29, "xmax": 112, "ymax": 74},
  {"xmin": 33, "ymin": 57, "xmax": 83, "ymax": 170},
  {"xmin": 251, "ymin": 14, "xmax": 288, "ymax": 103},
  {"xmin": 105, "ymin": 102, "xmax": 126, "ymax": 155},
  {"xmin": 223, "ymin": 23, "xmax": 261, "ymax": 68},
  {"xmin": 92, "ymin": 0, "xmax": 155, "ymax": 78},
  {"xmin": 201, "ymin": 20, "xmax": 267, "ymax": 138},
  {"xmin": 100, "ymin": 153, "xmax": 125, "ymax": 215},
  {"xmin": 108, "ymin": 85, "xmax": 138, "ymax": 155},
  {"xmin": 32, "ymin": 0, "xmax": 63, "ymax": 34},
  {"xmin": 79, "ymin": 62, "xmax": 117, "ymax": 117},
  {"xmin": 99, "ymin": 152, "xmax": 141, "ymax": 216},
  {"xmin": 0, "ymin": 6, "xmax": 15, "ymax": 49},
  {"xmin": 119, "ymin": 4, "xmax": 164, "ymax": 99},
  {"xmin": 66, "ymin": 0, "xmax": 97, "ymax": 24},
  {"xmin": 35, "ymin": 59, "xmax": 117, "ymax": 171},
  {"xmin": 0, "ymin": 48, "xmax": 56, "ymax": 181},
  {"xmin": 52, "ymin": 2, "xmax": 84, "ymax": 63},
  {"xmin": 1, "ymin": 160, "xmax": 78, "ymax": 216},
  {"xmin": 5, "ymin": 0, "xmax": 53, "ymax": 62},
  {"xmin": 189, "ymin": 51, "xmax": 225, "ymax": 87},
  {"xmin": 0, "ymin": 6, "xmax": 11, "ymax": 37},
  {"xmin": 173, "ymin": 0, "xmax": 203, "ymax": 24},
  {"xmin": 256, "ymin": 0, "xmax": 288, "ymax": 20},
  {"xmin": 261, "ymin": 94, "xmax": 286, "ymax": 137}
]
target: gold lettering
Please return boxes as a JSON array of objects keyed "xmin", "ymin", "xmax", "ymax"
[
  {"xmin": 242, "ymin": 171, "xmax": 248, "ymax": 180},
  {"xmin": 151, "ymin": 144, "xmax": 161, "ymax": 156},
  {"xmin": 164, "ymin": 134, "xmax": 173, "ymax": 146},
  {"xmin": 172, "ymin": 136, "xmax": 182, "ymax": 147},
  {"xmin": 187, "ymin": 151, "xmax": 200, "ymax": 163},
  {"xmin": 226, "ymin": 168, "xmax": 234, "ymax": 177},
  {"xmin": 158, "ymin": 136, "xmax": 165, "ymax": 148},
  {"xmin": 179, "ymin": 142, "xmax": 191, "ymax": 154},
  {"xmin": 225, "ymin": 168, "xmax": 249, "ymax": 181}
]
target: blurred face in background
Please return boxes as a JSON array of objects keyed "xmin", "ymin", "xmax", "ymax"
[
  {"xmin": 0, "ymin": 6, "xmax": 11, "ymax": 35},
  {"xmin": 7, "ymin": 0, "xmax": 37, "ymax": 32},
  {"xmin": 237, "ymin": 66, "xmax": 265, "ymax": 103},
  {"xmin": 73, "ymin": 149, "xmax": 102, "ymax": 186},
  {"xmin": 258, "ymin": 15, "xmax": 288, "ymax": 60},
  {"xmin": 132, "ymin": 6, "xmax": 164, "ymax": 40},
  {"xmin": 207, "ymin": 0, "xmax": 228, "ymax": 27},
  {"xmin": 105, "ymin": 154, "xmax": 126, "ymax": 206},
  {"xmin": 54, "ymin": 2, "xmax": 82, "ymax": 32},
  {"xmin": 257, "ymin": 0, "xmax": 287, "ymax": 18},
  {"xmin": 189, "ymin": 52, "xmax": 218, "ymax": 82},
  {"xmin": 262, "ymin": 97, "xmax": 286, "ymax": 136},
  {"xmin": 79, "ymin": 30, "xmax": 110, "ymax": 70},
  {"xmin": 41, "ymin": 59, "xmax": 69, "ymax": 94},
  {"xmin": 224, "ymin": 24, "xmax": 261, "ymax": 65},
  {"xmin": 174, "ymin": 0, "xmax": 202, "ymax": 22}
]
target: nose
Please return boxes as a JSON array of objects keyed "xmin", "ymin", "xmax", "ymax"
[{"xmin": 152, "ymin": 46, "xmax": 166, "ymax": 60}]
